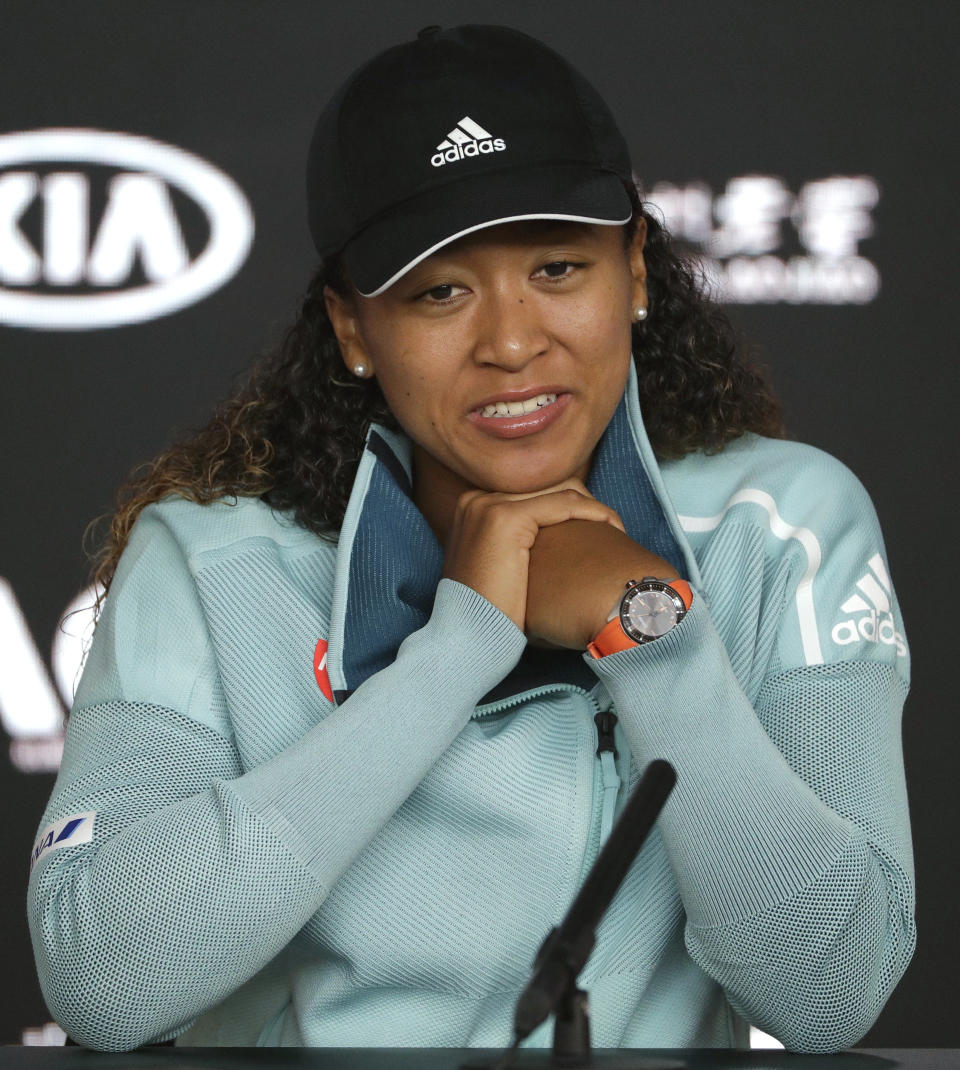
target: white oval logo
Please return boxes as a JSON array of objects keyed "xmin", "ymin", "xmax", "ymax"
[{"xmin": 0, "ymin": 128, "xmax": 254, "ymax": 330}]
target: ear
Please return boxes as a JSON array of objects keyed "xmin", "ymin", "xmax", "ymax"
[
  {"xmin": 627, "ymin": 218, "xmax": 648, "ymax": 312},
  {"xmin": 324, "ymin": 285, "xmax": 373, "ymax": 375}
]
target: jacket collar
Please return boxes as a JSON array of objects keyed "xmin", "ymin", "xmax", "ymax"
[{"xmin": 326, "ymin": 359, "xmax": 699, "ymax": 706}]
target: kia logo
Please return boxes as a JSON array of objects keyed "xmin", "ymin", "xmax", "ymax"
[{"xmin": 0, "ymin": 128, "xmax": 254, "ymax": 329}]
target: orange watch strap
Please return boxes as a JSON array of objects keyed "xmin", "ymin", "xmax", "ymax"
[
  {"xmin": 587, "ymin": 617, "xmax": 638, "ymax": 659},
  {"xmin": 670, "ymin": 579, "xmax": 694, "ymax": 610}
]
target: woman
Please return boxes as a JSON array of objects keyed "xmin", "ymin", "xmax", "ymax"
[{"xmin": 27, "ymin": 24, "xmax": 915, "ymax": 1054}]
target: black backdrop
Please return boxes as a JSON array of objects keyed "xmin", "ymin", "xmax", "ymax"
[{"xmin": 2, "ymin": 0, "xmax": 958, "ymax": 1049}]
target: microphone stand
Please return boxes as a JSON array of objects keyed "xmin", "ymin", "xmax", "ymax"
[{"xmin": 465, "ymin": 759, "xmax": 683, "ymax": 1070}]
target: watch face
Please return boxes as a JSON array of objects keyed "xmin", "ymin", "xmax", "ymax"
[{"xmin": 624, "ymin": 588, "xmax": 680, "ymax": 639}]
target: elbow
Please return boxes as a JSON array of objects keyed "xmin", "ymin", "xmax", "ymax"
[
  {"xmin": 37, "ymin": 968, "xmax": 181, "ymax": 1053},
  {"xmin": 29, "ymin": 882, "xmax": 177, "ymax": 1052},
  {"xmin": 777, "ymin": 1002, "xmax": 891, "ymax": 1055},
  {"xmin": 53, "ymin": 1023, "xmax": 158, "ymax": 1054},
  {"xmin": 36, "ymin": 975, "xmax": 172, "ymax": 1053},
  {"xmin": 775, "ymin": 1012, "xmax": 880, "ymax": 1055},
  {"xmin": 34, "ymin": 957, "xmax": 176, "ymax": 1053},
  {"xmin": 764, "ymin": 912, "xmax": 918, "ymax": 1055}
]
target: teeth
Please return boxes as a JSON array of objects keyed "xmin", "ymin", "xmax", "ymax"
[{"xmin": 480, "ymin": 393, "xmax": 557, "ymax": 418}]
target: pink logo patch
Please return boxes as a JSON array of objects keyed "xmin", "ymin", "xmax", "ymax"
[{"xmin": 313, "ymin": 638, "xmax": 333, "ymax": 702}]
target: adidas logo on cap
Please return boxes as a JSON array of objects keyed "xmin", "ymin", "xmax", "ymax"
[
  {"xmin": 830, "ymin": 553, "xmax": 906, "ymax": 658},
  {"xmin": 431, "ymin": 116, "xmax": 506, "ymax": 168}
]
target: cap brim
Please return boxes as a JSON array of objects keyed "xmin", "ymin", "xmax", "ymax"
[{"xmin": 343, "ymin": 165, "xmax": 633, "ymax": 297}]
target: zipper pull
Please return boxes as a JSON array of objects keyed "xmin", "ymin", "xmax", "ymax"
[
  {"xmin": 594, "ymin": 711, "xmax": 618, "ymax": 758},
  {"xmin": 594, "ymin": 711, "xmax": 621, "ymax": 846}
]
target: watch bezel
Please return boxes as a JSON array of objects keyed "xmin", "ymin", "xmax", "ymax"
[{"xmin": 618, "ymin": 577, "xmax": 688, "ymax": 643}]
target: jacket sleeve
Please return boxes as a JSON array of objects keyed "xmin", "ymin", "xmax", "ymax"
[
  {"xmin": 26, "ymin": 505, "xmax": 527, "ymax": 1052},
  {"xmin": 583, "ymin": 462, "xmax": 915, "ymax": 1053}
]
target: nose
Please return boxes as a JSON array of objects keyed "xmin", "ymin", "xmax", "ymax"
[{"xmin": 471, "ymin": 286, "xmax": 550, "ymax": 368}]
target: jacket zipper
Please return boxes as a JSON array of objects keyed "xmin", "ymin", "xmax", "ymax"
[
  {"xmin": 594, "ymin": 711, "xmax": 622, "ymax": 846},
  {"xmin": 471, "ymin": 681, "xmax": 599, "ymax": 718},
  {"xmin": 472, "ymin": 683, "xmax": 623, "ymax": 903}
]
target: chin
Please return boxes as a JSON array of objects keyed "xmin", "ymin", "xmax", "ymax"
[{"xmin": 477, "ymin": 460, "xmax": 585, "ymax": 495}]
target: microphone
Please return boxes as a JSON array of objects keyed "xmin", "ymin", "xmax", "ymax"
[{"xmin": 469, "ymin": 759, "xmax": 679, "ymax": 1070}]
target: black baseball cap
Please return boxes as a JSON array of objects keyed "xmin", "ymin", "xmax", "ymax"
[{"xmin": 306, "ymin": 24, "xmax": 635, "ymax": 297}]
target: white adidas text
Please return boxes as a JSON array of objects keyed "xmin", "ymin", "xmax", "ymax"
[
  {"xmin": 431, "ymin": 138, "xmax": 506, "ymax": 168},
  {"xmin": 431, "ymin": 116, "xmax": 506, "ymax": 168},
  {"xmin": 831, "ymin": 608, "xmax": 906, "ymax": 658}
]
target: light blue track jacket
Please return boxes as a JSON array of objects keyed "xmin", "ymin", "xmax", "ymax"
[{"xmin": 27, "ymin": 360, "xmax": 915, "ymax": 1053}]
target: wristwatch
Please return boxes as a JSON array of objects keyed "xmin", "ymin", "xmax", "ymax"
[{"xmin": 586, "ymin": 576, "xmax": 693, "ymax": 659}]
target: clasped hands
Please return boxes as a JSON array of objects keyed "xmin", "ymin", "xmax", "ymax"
[{"xmin": 441, "ymin": 476, "xmax": 675, "ymax": 651}]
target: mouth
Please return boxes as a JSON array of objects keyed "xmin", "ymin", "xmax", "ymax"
[
  {"xmin": 468, "ymin": 384, "xmax": 571, "ymax": 415},
  {"xmin": 473, "ymin": 392, "xmax": 560, "ymax": 419},
  {"xmin": 466, "ymin": 392, "xmax": 572, "ymax": 439}
]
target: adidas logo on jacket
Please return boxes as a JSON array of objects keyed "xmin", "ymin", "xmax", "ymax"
[{"xmin": 831, "ymin": 553, "xmax": 906, "ymax": 657}]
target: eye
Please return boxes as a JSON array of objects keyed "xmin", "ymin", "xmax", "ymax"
[
  {"xmin": 536, "ymin": 260, "xmax": 587, "ymax": 281},
  {"xmin": 412, "ymin": 261, "xmax": 586, "ymax": 304},
  {"xmin": 416, "ymin": 282, "xmax": 467, "ymax": 304}
]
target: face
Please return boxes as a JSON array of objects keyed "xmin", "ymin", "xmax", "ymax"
[{"xmin": 325, "ymin": 218, "xmax": 647, "ymax": 542}]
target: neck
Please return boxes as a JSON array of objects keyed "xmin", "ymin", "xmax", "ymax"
[
  {"xmin": 412, "ymin": 442, "xmax": 596, "ymax": 550},
  {"xmin": 412, "ymin": 443, "xmax": 472, "ymax": 549}
]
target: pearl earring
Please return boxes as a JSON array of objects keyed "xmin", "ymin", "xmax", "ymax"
[
  {"xmin": 353, "ymin": 363, "xmax": 367, "ymax": 377},
  {"xmin": 633, "ymin": 306, "xmax": 648, "ymax": 322}
]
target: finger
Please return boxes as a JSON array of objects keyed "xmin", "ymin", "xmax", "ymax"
[
  {"xmin": 468, "ymin": 476, "xmax": 597, "ymax": 504},
  {"xmin": 521, "ymin": 488, "xmax": 625, "ymax": 529}
]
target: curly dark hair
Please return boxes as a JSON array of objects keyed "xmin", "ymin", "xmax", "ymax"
[{"xmin": 88, "ymin": 181, "xmax": 783, "ymax": 600}]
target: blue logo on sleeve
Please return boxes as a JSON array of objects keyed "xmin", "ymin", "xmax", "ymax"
[{"xmin": 30, "ymin": 812, "xmax": 96, "ymax": 873}]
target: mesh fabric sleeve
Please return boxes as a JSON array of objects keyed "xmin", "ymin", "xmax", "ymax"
[
  {"xmin": 584, "ymin": 470, "xmax": 915, "ymax": 1053},
  {"xmin": 26, "ymin": 506, "xmax": 527, "ymax": 1052}
]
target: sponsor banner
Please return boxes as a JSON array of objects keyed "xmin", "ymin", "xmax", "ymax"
[
  {"xmin": 21, "ymin": 1023, "xmax": 67, "ymax": 1046},
  {"xmin": 647, "ymin": 175, "xmax": 880, "ymax": 305},
  {"xmin": 0, "ymin": 128, "xmax": 254, "ymax": 330},
  {"xmin": 0, "ymin": 578, "xmax": 98, "ymax": 774}
]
